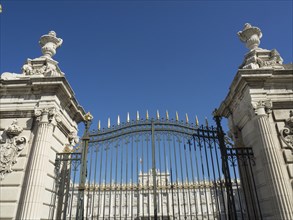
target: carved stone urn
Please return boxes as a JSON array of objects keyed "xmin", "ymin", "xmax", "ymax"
[
  {"xmin": 39, "ymin": 31, "xmax": 63, "ymax": 58},
  {"xmin": 238, "ymin": 23, "xmax": 262, "ymax": 50}
]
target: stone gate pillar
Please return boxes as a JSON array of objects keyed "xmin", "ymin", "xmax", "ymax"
[
  {"xmin": 20, "ymin": 108, "xmax": 60, "ymax": 219},
  {"xmin": 217, "ymin": 24, "xmax": 293, "ymax": 219},
  {"xmin": 0, "ymin": 31, "xmax": 85, "ymax": 219}
]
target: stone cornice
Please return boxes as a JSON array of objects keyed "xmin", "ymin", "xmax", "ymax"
[
  {"xmin": 0, "ymin": 76, "xmax": 85, "ymax": 124},
  {"xmin": 217, "ymin": 68, "xmax": 293, "ymax": 117}
]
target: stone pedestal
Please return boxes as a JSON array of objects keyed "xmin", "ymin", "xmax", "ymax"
[
  {"xmin": 218, "ymin": 68, "xmax": 293, "ymax": 219},
  {"xmin": 0, "ymin": 32, "xmax": 85, "ymax": 219},
  {"xmin": 217, "ymin": 24, "xmax": 293, "ymax": 220}
]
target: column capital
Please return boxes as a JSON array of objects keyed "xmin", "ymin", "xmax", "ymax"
[
  {"xmin": 34, "ymin": 107, "xmax": 61, "ymax": 125},
  {"xmin": 252, "ymin": 99, "xmax": 272, "ymax": 116}
]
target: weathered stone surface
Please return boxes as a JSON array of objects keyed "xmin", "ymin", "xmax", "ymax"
[
  {"xmin": 217, "ymin": 24, "xmax": 293, "ymax": 219},
  {"xmin": 238, "ymin": 23, "xmax": 284, "ymax": 70},
  {"xmin": 0, "ymin": 31, "xmax": 85, "ymax": 219}
]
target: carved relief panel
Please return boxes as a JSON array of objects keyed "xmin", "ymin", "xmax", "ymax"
[{"xmin": 0, "ymin": 120, "xmax": 27, "ymax": 179}]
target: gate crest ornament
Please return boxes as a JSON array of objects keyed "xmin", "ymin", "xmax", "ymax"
[
  {"xmin": 280, "ymin": 110, "xmax": 293, "ymax": 152},
  {"xmin": 0, "ymin": 120, "xmax": 27, "ymax": 180}
]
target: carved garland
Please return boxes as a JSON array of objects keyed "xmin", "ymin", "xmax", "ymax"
[
  {"xmin": 280, "ymin": 110, "xmax": 293, "ymax": 153},
  {"xmin": 0, "ymin": 120, "xmax": 27, "ymax": 180}
]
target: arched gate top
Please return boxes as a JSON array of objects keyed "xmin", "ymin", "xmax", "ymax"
[{"xmin": 89, "ymin": 118, "xmax": 218, "ymax": 143}]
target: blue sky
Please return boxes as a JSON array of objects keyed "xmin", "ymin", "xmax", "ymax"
[{"xmin": 1, "ymin": 0, "xmax": 292, "ymax": 133}]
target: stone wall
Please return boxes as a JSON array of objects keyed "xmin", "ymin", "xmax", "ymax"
[{"xmin": 0, "ymin": 32, "xmax": 85, "ymax": 219}]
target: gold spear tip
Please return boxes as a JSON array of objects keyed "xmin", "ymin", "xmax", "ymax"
[
  {"xmin": 205, "ymin": 117, "xmax": 209, "ymax": 127},
  {"xmin": 175, "ymin": 111, "xmax": 179, "ymax": 121},
  {"xmin": 185, "ymin": 113, "xmax": 189, "ymax": 124},
  {"xmin": 146, "ymin": 110, "xmax": 149, "ymax": 120},
  {"xmin": 117, "ymin": 115, "xmax": 120, "ymax": 125},
  {"xmin": 157, "ymin": 110, "xmax": 160, "ymax": 120},
  {"xmin": 166, "ymin": 110, "xmax": 169, "ymax": 120},
  {"xmin": 195, "ymin": 115, "xmax": 199, "ymax": 127},
  {"xmin": 98, "ymin": 120, "xmax": 101, "ymax": 130},
  {"xmin": 136, "ymin": 111, "xmax": 140, "ymax": 121},
  {"xmin": 127, "ymin": 112, "xmax": 130, "ymax": 123},
  {"xmin": 108, "ymin": 117, "xmax": 111, "ymax": 128}
]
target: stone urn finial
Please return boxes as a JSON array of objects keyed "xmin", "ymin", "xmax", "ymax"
[
  {"xmin": 39, "ymin": 31, "xmax": 63, "ymax": 58},
  {"xmin": 238, "ymin": 23, "xmax": 262, "ymax": 50}
]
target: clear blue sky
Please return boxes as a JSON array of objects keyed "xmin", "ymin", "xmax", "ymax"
[{"xmin": 1, "ymin": 0, "xmax": 292, "ymax": 133}]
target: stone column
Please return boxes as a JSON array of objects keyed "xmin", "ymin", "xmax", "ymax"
[
  {"xmin": 19, "ymin": 108, "xmax": 60, "ymax": 219},
  {"xmin": 253, "ymin": 100, "xmax": 293, "ymax": 219}
]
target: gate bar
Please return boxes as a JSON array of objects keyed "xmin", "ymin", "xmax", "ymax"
[
  {"xmin": 151, "ymin": 120, "xmax": 158, "ymax": 219},
  {"xmin": 76, "ymin": 118, "xmax": 91, "ymax": 220},
  {"xmin": 214, "ymin": 115, "xmax": 238, "ymax": 220}
]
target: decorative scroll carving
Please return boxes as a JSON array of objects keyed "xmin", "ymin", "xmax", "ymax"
[
  {"xmin": 0, "ymin": 120, "xmax": 27, "ymax": 180},
  {"xmin": 252, "ymin": 100, "xmax": 272, "ymax": 116},
  {"xmin": 280, "ymin": 110, "xmax": 293, "ymax": 152}
]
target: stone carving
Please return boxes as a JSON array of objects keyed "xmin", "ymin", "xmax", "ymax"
[
  {"xmin": 21, "ymin": 58, "xmax": 63, "ymax": 77},
  {"xmin": 1, "ymin": 31, "xmax": 64, "ymax": 79},
  {"xmin": 0, "ymin": 120, "xmax": 27, "ymax": 180},
  {"xmin": 34, "ymin": 107, "xmax": 61, "ymax": 125},
  {"xmin": 68, "ymin": 130, "xmax": 79, "ymax": 147},
  {"xmin": 39, "ymin": 31, "xmax": 63, "ymax": 59},
  {"xmin": 63, "ymin": 130, "xmax": 79, "ymax": 153},
  {"xmin": 238, "ymin": 23, "xmax": 284, "ymax": 70},
  {"xmin": 256, "ymin": 49, "xmax": 283, "ymax": 68},
  {"xmin": 252, "ymin": 100, "xmax": 272, "ymax": 116},
  {"xmin": 238, "ymin": 23, "xmax": 262, "ymax": 50},
  {"xmin": 21, "ymin": 63, "xmax": 33, "ymax": 75},
  {"xmin": 280, "ymin": 110, "xmax": 293, "ymax": 152}
]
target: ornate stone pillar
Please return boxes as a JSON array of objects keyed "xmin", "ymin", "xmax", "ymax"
[
  {"xmin": 19, "ymin": 107, "xmax": 60, "ymax": 219},
  {"xmin": 253, "ymin": 100, "xmax": 293, "ymax": 219}
]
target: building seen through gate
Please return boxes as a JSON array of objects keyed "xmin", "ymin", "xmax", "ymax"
[{"xmin": 67, "ymin": 169, "xmax": 244, "ymax": 220}]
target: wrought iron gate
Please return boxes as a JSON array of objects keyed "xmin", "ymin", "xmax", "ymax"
[{"xmin": 52, "ymin": 114, "xmax": 262, "ymax": 220}]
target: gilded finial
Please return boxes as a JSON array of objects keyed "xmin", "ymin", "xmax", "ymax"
[
  {"xmin": 146, "ymin": 110, "xmax": 149, "ymax": 120},
  {"xmin": 176, "ymin": 111, "xmax": 179, "ymax": 121},
  {"xmin": 98, "ymin": 120, "xmax": 101, "ymax": 131},
  {"xmin": 195, "ymin": 116, "xmax": 199, "ymax": 127},
  {"xmin": 157, "ymin": 110, "xmax": 160, "ymax": 120},
  {"xmin": 185, "ymin": 113, "xmax": 189, "ymax": 124},
  {"xmin": 136, "ymin": 111, "xmax": 140, "ymax": 121},
  {"xmin": 166, "ymin": 110, "xmax": 169, "ymax": 120},
  {"xmin": 117, "ymin": 115, "xmax": 120, "ymax": 126},
  {"xmin": 108, "ymin": 118, "xmax": 111, "ymax": 128},
  {"xmin": 84, "ymin": 112, "xmax": 93, "ymax": 122},
  {"xmin": 127, "ymin": 112, "xmax": 130, "ymax": 123}
]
